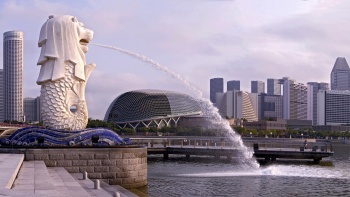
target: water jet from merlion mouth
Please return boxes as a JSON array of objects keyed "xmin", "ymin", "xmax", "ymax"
[{"xmin": 92, "ymin": 43, "xmax": 259, "ymax": 168}]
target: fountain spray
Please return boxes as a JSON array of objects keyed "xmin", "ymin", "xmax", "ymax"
[{"xmin": 92, "ymin": 43, "xmax": 259, "ymax": 168}]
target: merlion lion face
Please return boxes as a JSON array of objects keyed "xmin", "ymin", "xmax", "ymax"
[{"xmin": 77, "ymin": 21, "xmax": 93, "ymax": 53}]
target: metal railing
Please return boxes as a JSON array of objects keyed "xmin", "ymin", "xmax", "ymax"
[
  {"xmin": 131, "ymin": 137, "xmax": 333, "ymax": 152},
  {"xmin": 245, "ymin": 141, "xmax": 333, "ymax": 152}
]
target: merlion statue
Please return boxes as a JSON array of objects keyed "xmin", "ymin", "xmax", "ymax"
[{"xmin": 37, "ymin": 15, "xmax": 95, "ymax": 130}]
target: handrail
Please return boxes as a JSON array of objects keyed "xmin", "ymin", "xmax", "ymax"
[{"xmin": 131, "ymin": 137, "xmax": 332, "ymax": 152}]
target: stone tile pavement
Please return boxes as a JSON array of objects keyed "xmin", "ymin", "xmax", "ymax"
[
  {"xmin": 72, "ymin": 173, "xmax": 138, "ymax": 197},
  {"xmin": 0, "ymin": 154, "xmax": 24, "ymax": 189},
  {"xmin": 0, "ymin": 153, "xmax": 138, "ymax": 197}
]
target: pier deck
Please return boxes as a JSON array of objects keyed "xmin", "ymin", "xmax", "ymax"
[{"xmin": 131, "ymin": 137, "xmax": 334, "ymax": 162}]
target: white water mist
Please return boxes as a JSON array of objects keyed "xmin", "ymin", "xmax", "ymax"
[{"xmin": 92, "ymin": 43, "xmax": 259, "ymax": 168}]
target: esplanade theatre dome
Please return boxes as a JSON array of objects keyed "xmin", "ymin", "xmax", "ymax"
[{"xmin": 104, "ymin": 90, "xmax": 201, "ymax": 129}]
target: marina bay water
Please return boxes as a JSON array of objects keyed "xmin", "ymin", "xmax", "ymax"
[
  {"xmin": 141, "ymin": 144, "xmax": 349, "ymax": 196},
  {"xmin": 92, "ymin": 43, "xmax": 258, "ymax": 168}
]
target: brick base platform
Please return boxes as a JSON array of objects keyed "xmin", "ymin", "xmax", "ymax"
[{"xmin": 0, "ymin": 147, "xmax": 147, "ymax": 188}]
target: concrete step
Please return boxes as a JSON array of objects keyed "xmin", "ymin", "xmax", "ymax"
[
  {"xmin": 72, "ymin": 173, "xmax": 138, "ymax": 197},
  {"xmin": 47, "ymin": 167, "xmax": 93, "ymax": 197},
  {"xmin": 12, "ymin": 161, "xmax": 58, "ymax": 196},
  {"xmin": 0, "ymin": 154, "xmax": 24, "ymax": 189}
]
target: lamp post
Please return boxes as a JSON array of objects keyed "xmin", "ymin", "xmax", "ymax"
[
  {"xmin": 270, "ymin": 132, "xmax": 272, "ymax": 138},
  {"xmin": 301, "ymin": 133, "xmax": 303, "ymax": 139},
  {"xmin": 250, "ymin": 132, "xmax": 252, "ymax": 138}
]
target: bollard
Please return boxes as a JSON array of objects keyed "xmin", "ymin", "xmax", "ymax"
[
  {"xmin": 83, "ymin": 171, "xmax": 88, "ymax": 180},
  {"xmin": 113, "ymin": 192, "xmax": 121, "ymax": 197},
  {"xmin": 94, "ymin": 179, "xmax": 100, "ymax": 189}
]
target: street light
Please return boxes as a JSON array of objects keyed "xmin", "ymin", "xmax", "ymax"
[
  {"xmin": 301, "ymin": 133, "xmax": 304, "ymax": 139},
  {"xmin": 250, "ymin": 132, "xmax": 252, "ymax": 138},
  {"xmin": 270, "ymin": 132, "xmax": 272, "ymax": 138}
]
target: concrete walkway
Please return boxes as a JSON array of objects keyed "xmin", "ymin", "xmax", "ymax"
[
  {"xmin": 48, "ymin": 167, "xmax": 93, "ymax": 197},
  {"xmin": 0, "ymin": 154, "xmax": 24, "ymax": 189},
  {"xmin": 0, "ymin": 153, "xmax": 137, "ymax": 197},
  {"xmin": 12, "ymin": 161, "xmax": 58, "ymax": 196},
  {"xmin": 72, "ymin": 173, "xmax": 138, "ymax": 197}
]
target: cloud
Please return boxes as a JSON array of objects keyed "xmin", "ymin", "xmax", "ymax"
[{"xmin": 2, "ymin": 0, "xmax": 350, "ymax": 119}]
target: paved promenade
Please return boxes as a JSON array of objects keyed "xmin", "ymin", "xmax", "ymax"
[{"xmin": 0, "ymin": 153, "xmax": 137, "ymax": 197}]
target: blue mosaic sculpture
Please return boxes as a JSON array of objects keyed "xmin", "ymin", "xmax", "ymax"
[{"xmin": 0, "ymin": 127, "xmax": 131, "ymax": 146}]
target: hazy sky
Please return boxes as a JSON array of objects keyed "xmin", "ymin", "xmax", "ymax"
[{"xmin": 0, "ymin": 0, "xmax": 349, "ymax": 119}]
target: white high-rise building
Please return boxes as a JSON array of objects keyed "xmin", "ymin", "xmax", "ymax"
[
  {"xmin": 216, "ymin": 90, "xmax": 258, "ymax": 122},
  {"xmin": 307, "ymin": 82, "xmax": 329, "ymax": 125},
  {"xmin": 317, "ymin": 90, "xmax": 350, "ymax": 125},
  {"xmin": 3, "ymin": 31, "xmax": 24, "ymax": 122},
  {"xmin": 279, "ymin": 77, "xmax": 307, "ymax": 120}
]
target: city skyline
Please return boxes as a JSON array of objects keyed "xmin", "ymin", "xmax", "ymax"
[{"xmin": 1, "ymin": 0, "xmax": 350, "ymax": 119}]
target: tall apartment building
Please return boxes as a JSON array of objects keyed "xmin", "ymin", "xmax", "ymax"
[
  {"xmin": 279, "ymin": 77, "xmax": 307, "ymax": 120},
  {"xmin": 24, "ymin": 97, "xmax": 41, "ymax": 122},
  {"xmin": 330, "ymin": 57, "xmax": 350, "ymax": 90},
  {"xmin": 267, "ymin": 78, "xmax": 281, "ymax": 95},
  {"xmin": 307, "ymin": 82, "xmax": 329, "ymax": 125},
  {"xmin": 317, "ymin": 90, "xmax": 350, "ymax": 125},
  {"xmin": 227, "ymin": 80, "xmax": 240, "ymax": 91},
  {"xmin": 3, "ymin": 31, "xmax": 24, "ymax": 122},
  {"xmin": 210, "ymin": 78, "xmax": 223, "ymax": 104},
  {"xmin": 0, "ymin": 69, "xmax": 3, "ymax": 122},
  {"xmin": 259, "ymin": 93, "xmax": 283, "ymax": 120},
  {"xmin": 216, "ymin": 90, "xmax": 258, "ymax": 122},
  {"xmin": 251, "ymin": 80, "xmax": 265, "ymax": 94}
]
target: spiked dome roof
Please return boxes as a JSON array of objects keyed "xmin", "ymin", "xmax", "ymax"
[{"xmin": 104, "ymin": 89, "xmax": 201, "ymax": 123}]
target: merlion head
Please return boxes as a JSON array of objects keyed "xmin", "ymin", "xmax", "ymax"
[{"xmin": 37, "ymin": 15, "xmax": 94, "ymax": 83}]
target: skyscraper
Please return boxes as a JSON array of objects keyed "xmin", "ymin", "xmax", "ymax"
[
  {"xmin": 307, "ymin": 82, "xmax": 329, "ymax": 125},
  {"xmin": 330, "ymin": 57, "xmax": 350, "ymax": 90},
  {"xmin": 251, "ymin": 80, "xmax": 265, "ymax": 94},
  {"xmin": 267, "ymin": 78, "xmax": 281, "ymax": 95},
  {"xmin": 24, "ymin": 97, "xmax": 41, "ymax": 122},
  {"xmin": 216, "ymin": 90, "xmax": 258, "ymax": 122},
  {"xmin": 3, "ymin": 31, "xmax": 24, "ymax": 122},
  {"xmin": 317, "ymin": 90, "xmax": 350, "ymax": 125},
  {"xmin": 0, "ymin": 69, "xmax": 3, "ymax": 122},
  {"xmin": 279, "ymin": 77, "xmax": 307, "ymax": 120},
  {"xmin": 210, "ymin": 78, "xmax": 223, "ymax": 104},
  {"xmin": 259, "ymin": 93, "xmax": 283, "ymax": 120},
  {"xmin": 227, "ymin": 80, "xmax": 240, "ymax": 91}
]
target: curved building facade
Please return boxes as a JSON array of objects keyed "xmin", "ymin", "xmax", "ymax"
[
  {"xmin": 104, "ymin": 90, "xmax": 201, "ymax": 129},
  {"xmin": 3, "ymin": 31, "xmax": 24, "ymax": 122}
]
